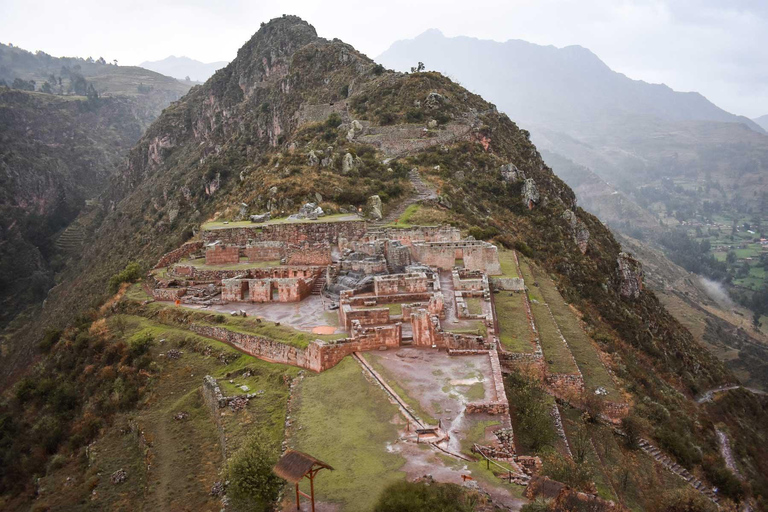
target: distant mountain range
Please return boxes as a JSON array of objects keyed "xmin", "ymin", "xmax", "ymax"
[
  {"xmin": 139, "ymin": 55, "xmax": 228, "ymax": 82},
  {"xmin": 378, "ymin": 30, "xmax": 768, "ymax": 232},
  {"xmin": 756, "ymin": 114, "xmax": 768, "ymax": 132}
]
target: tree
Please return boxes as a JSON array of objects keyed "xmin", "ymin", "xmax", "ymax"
[
  {"xmin": 11, "ymin": 78, "xmax": 34, "ymax": 91},
  {"xmin": 70, "ymin": 73, "xmax": 87, "ymax": 95},
  {"xmin": 86, "ymin": 83, "xmax": 99, "ymax": 100},
  {"xmin": 96, "ymin": 57, "xmax": 106, "ymax": 65},
  {"xmin": 621, "ymin": 415, "xmax": 641, "ymax": 449},
  {"xmin": 184, "ymin": 75, "xmax": 190, "ymax": 81},
  {"xmin": 571, "ymin": 425, "xmax": 590, "ymax": 464},
  {"xmin": 40, "ymin": 81, "xmax": 53, "ymax": 94},
  {"xmin": 410, "ymin": 61, "xmax": 425, "ymax": 73}
]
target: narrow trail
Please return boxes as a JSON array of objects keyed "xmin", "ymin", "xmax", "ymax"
[
  {"xmin": 373, "ymin": 169, "xmax": 437, "ymax": 226},
  {"xmin": 696, "ymin": 384, "xmax": 766, "ymax": 404}
]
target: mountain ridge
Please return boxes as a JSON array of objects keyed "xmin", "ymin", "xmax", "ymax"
[{"xmin": 139, "ymin": 55, "xmax": 228, "ymax": 82}]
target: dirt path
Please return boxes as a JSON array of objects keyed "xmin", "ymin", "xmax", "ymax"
[
  {"xmin": 374, "ymin": 169, "xmax": 437, "ymax": 226},
  {"xmin": 696, "ymin": 384, "xmax": 766, "ymax": 403}
]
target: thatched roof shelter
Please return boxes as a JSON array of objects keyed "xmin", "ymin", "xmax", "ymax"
[{"xmin": 273, "ymin": 450, "xmax": 334, "ymax": 484}]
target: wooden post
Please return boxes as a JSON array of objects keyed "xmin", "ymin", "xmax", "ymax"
[
  {"xmin": 296, "ymin": 482, "xmax": 300, "ymax": 510},
  {"xmin": 310, "ymin": 472, "xmax": 316, "ymax": 512},
  {"xmin": 486, "ymin": 457, "xmax": 490, "ymax": 470}
]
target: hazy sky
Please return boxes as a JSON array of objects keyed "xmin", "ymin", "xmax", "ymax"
[{"xmin": 1, "ymin": 0, "xmax": 767, "ymax": 118}]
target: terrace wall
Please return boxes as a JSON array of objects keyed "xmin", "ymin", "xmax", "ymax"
[
  {"xmin": 201, "ymin": 220, "xmax": 367, "ymax": 246},
  {"xmin": 154, "ymin": 241, "xmax": 205, "ymax": 269},
  {"xmin": 205, "ymin": 245, "xmax": 240, "ymax": 265},
  {"xmin": 245, "ymin": 241, "xmax": 285, "ymax": 262}
]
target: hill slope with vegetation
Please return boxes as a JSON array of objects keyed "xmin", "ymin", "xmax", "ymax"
[
  {"xmin": 0, "ymin": 44, "xmax": 193, "ymax": 329},
  {"xmin": 1, "ymin": 15, "xmax": 765, "ymax": 511}
]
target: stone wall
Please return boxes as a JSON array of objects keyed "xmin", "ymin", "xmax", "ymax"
[
  {"xmin": 245, "ymin": 241, "xmax": 285, "ymax": 262},
  {"xmin": 202, "ymin": 376, "xmax": 227, "ymax": 458},
  {"xmin": 410, "ymin": 240, "xmax": 501, "ymax": 275},
  {"xmin": 205, "ymin": 244, "xmax": 240, "ymax": 265},
  {"xmin": 339, "ymin": 305, "xmax": 391, "ymax": 330},
  {"xmin": 152, "ymin": 287, "xmax": 187, "ymax": 301},
  {"xmin": 200, "ymin": 219, "xmax": 367, "ymax": 246},
  {"xmin": 285, "ymin": 243, "xmax": 332, "ymax": 265},
  {"xmin": 363, "ymin": 225, "xmax": 461, "ymax": 246},
  {"xmin": 374, "ymin": 273, "xmax": 428, "ymax": 296},
  {"xmin": 490, "ymin": 277, "xmax": 525, "ymax": 292},
  {"xmin": 154, "ymin": 241, "xmax": 204, "ymax": 269},
  {"xmin": 221, "ymin": 276, "xmax": 314, "ymax": 303},
  {"xmin": 340, "ymin": 255, "xmax": 387, "ymax": 274}
]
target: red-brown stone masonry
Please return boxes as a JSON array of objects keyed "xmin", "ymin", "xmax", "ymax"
[
  {"xmin": 154, "ymin": 241, "xmax": 205, "ymax": 269},
  {"xmin": 205, "ymin": 245, "xmax": 240, "ymax": 265},
  {"xmin": 200, "ymin": 220, "xmax": 367, "ymax": 246}
]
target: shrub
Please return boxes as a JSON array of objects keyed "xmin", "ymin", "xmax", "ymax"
[
  {"xmin": 129, "ymin": 333, "xmax": 154, "ymax": 357},
  {"xmin": 514, "ymin": 240, "xmax": 534, "ymax": 257},
  {"xmin": 38, "ymin": 329, "xmax": 62, "ymax": 353},
  {"xmin": 108, "ymin": 262, "xmax": 142, "ymax": 294},
  {"xmin": 325, "ymin": 113, "xmax": 342, "ymax": 128},
  {"xmin": 468, "ymin": 226, "xmax": 499, "ymax": 240},
  {"xmin": 228, "ymin": 440, "xmax": 282, "ymax": 511},
  {"xmin": 374, "ymin": 480, "xmax": 479, "ymax": 512},
  {"xmin": 621, "ymin": 415, "xmax": 641, "ymax": 449}
]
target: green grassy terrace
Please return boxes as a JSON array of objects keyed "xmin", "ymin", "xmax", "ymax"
[{"xmin": 201, "ymin": 213, "xmax": 362, "ymax": 230}]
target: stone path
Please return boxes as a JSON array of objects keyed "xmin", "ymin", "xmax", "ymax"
[
  {"xmin": 373, "ymin": 169, "xmax": 437, "ymax": 226},
  {"xmin": 636, "ymin": 437, "xmax": 719, "ymax": 504}
]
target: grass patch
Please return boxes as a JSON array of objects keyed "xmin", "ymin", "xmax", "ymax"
[
  {"xmin": 174, "ymin": 257, "xmax": 281, "ymax": 271},
  {"xmin": 202, "ymin": 213, "xmax": 361, "ymax": 230},
  {"xmin": 498, "ymin": 249, "xmax": 519, "ymax": 278},
  {"xmin": 292, "ymin": 358, "xmax": 406, "ymax": 511},
  {"xmin": 530, "ymin": 302, "xmax": 578, "ymax": 374},
  {"xmin": 386, "ymin": 203, "xmax": 421, "ymax": 228},
  {"xmin": 465, "ymin": 297, "xmax": 484, "ymax": 316},
  {"xmin": 446, "ymin": 320, "xmax": 488, "ymax": 338},
  {"xmin": 495, "ymin": 293, "xmax": 534, "ymax": 353},
  {"xmin": 533, "ymin": 270, "xmax": 620, "ymax": 398}
]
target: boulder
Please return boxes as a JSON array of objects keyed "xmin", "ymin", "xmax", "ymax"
[
  {"xmin": 365, "ymin": 195, "xmax": 383, "ymax": 220},
  {"xmin": 308, "ymin": 150, "xmax": 319, "ymax": 166},
  {"xmin": 250, "ymin": 212, "xmax": 271, "ymax": 223},
  {"xmin": 425, "ymin": 91, "xmax": 446, "ymax": 110},
  {"xmin": 427, "ymin": 119, "xmax": 438, "ymax": 128},
  {"xmin": 500, "ymin": 163, "xmax": 524, "ymax": 182},
  {"xmin": 346, "ymin": 119, "xmax": 363, "ymax": 141},
  {"xmin": 342, "ymin": 152, "xmax": 355, "ymax": 174}
]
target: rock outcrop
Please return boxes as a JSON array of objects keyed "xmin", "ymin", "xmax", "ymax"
[
  {"xmin": 562, "ymin": 209, "xmax": 590, "ymax": 254},
  {"xmin": 522, "ymin": 178, "xmax": 540, "ymax": 209},
  {"xmin": 617, "ymin": 252, "xmax": 644, "ymax": 299}
]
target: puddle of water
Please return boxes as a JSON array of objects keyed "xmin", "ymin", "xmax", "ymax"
[{"xmin": 449, "ymin": 378, "xmax": 482, "ymax": 386}]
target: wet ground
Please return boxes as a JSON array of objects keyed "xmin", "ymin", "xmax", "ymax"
[
  {"xmin": 191, "ymin": 294, "xmax": 344, "ymax": 334},
  {"xmin": 363, "ymin": 348, "xmax": 526, "ymax": 510}
]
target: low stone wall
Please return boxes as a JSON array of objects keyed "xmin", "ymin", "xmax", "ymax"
[
  {"xmin": 202, "ymin": 376, "xmax": 227, "ymax": 458},
  {"xmin": 201, "ymin": 219, "xmax": 367, "ymax": 246},
  {"xmin": 154, "ymin": 241, "xmax": 205, "ymax": 269},
  {"xmin": 152, "ymin": 288, "xmax": 187, "ymax": 301},
  {"xmin": 339, "ymin": 305, "xmax": 391, "ymax": 330},
  {"xmin": 374, "ymin": 272, "xmax": 428, "ymax": 296},
  {"xmin": 466, "ymin": 349, "xmax": 511, "ymax": 418},
  {"xmin": 490, "ymin": 277, "xmax": 525, "ymax": 292}
]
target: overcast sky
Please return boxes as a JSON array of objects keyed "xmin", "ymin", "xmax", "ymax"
[{"xmin": 1, "ymin": 0, "xmax": 766, "ymax": 118}]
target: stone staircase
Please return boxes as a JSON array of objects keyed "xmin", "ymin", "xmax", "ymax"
[
  {"xmin": 311, "ymin": 275, "xmax": 326, "ymax": 295},
  {"xmin": 637, "ymin": 438, "xmax": 719, "ymax": 504},
  {"xmin": 372, "ymin": 169, "xmax": 437, "ymax": 226}
]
